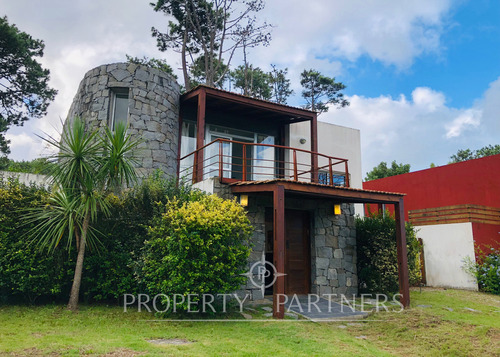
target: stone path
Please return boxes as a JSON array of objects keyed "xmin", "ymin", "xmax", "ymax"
[{"xmin": 282, "ymin": 295, "xmax": 369, "ymax": 321}]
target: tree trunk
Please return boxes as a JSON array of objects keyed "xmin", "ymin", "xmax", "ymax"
[
  {"xmin": 67, "ymin": 213, "xmax": 90, "ymax": 311},
  {"xmin": 182, "ymin": 30, "xmax": 191, "ymax": 91}
]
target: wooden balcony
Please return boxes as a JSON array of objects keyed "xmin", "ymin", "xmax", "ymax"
[{"xmin": 179, "ymin": 138, "xmax": 350, "ymax": 187}]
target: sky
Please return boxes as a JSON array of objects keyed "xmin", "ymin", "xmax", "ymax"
[{"xmin": 1, "ymin": 0, "xmax": 499, "ymax": 177}]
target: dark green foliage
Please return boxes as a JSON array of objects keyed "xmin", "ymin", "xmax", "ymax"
[
  {"xmin": 126, "ymin": 55, "xmax": 177, "ymax": 79},
  {"xmin": 231, "ymin": 65, "xmax": 271, "ymax": 100},
  {"xmin": 143, "ymin": 194, "xmax": 252, "ymax": 313},
  {"xmin": 151, "ymin": 0, "xmax": 271, "ymax": 89},
  {"xmin": 269, "ymin": 64, "xmax": 293, "ymax": 104},
  {"xmin": 0, "ymin": 16, "xmax": 57, "ymax": 155},
  {"xmin": 356, "ymin": 211, "xmax": 421, "ymax": 295},
  {"xmin": 300, "ymin": 69, "xmax": 349, "ymax": 113},
  {"xmin": 464, "ymin": 245, "xmax": 500, "ymax": 295},
  {"xmin": 190, "ymin": 55, "xmax": 229, "ymax": 89},
  {"xmin": 365, "ymin": 160, "xmax": 411, "ymax": 181},
  {"xmin": 0, "ymin": 179, "xmax": 73, "ymax": 303},
  {"xmin": 0, "ymin": 173, "xmax": 201, "ymax": 304},
  {"xmin": 449, "ymin": 144, "xmax": 500, "ymax": 163},
  {"xmin": 0, "ymin": 158, "xmax": 54, "ymax": 174}
]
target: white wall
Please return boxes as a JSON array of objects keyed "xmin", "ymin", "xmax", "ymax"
[
  {"xmin": 289, "ymin": 121, "xmax": 363, "ymax": 215},
  {"xmin": 418, "ymin": 222, "xmax": 478, "ymax": 290},
  {"xmin": 0, "ymin": 171, "xmax": 50, "ymax": 188}
]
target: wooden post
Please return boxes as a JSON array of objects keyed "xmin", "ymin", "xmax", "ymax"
[
  {"xmin": 293, "ymin": 150, "xmax": 298, "ymax": 181},
  {"xmin": 273, "ymin": 185, "xmax": 286, "ymax": 319},
  {"xmin": 328, "ymin": 158, "xmax": 334, "ymax": 186},
  {"xmin": 242, "ymin": 144, "xmax": 247, "ymax": 181},
  {"xmin": 310, "ymin": 114, "xmax": 318, "ymax": 183},
  {"xmin": 395, "ymin": 198, "xmax": 410, "ymax": 308},
  {"xmin": 195, "ymin": 89, "xmax": 206, "ymax": 182}
]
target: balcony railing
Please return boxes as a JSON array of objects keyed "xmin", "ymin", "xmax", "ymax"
[{"xmin": 179, "ymin": 138, "xmax": 350, "ymax": 187}]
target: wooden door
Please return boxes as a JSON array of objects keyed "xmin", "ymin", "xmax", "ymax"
[{"xmin": 285, "ymin": 210, "xmax": 311, "ymax": 294}]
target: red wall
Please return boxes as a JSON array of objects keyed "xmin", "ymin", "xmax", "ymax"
[
  {"xmin": 472, "ymin": 222, "xmax": 500, "ymax": 251},
  {"xmin": 363, "ymin": 154, "xmax": 500, "ymax": 221}
]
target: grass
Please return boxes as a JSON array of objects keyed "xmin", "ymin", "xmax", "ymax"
[{"xmin": 0, "ymin": 289, "xmax": 498, "ymax": 356}]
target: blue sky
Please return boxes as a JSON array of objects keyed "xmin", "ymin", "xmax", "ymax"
[
  {"xmin": 1, "ymin": 0, "xmax": 499, "ymax": 177},
  {"xmin": 345, "ymin": 0, "xmax": 500, "ymax": 109}
]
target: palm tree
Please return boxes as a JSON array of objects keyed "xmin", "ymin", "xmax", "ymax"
[{"xmin": 28, "ymin": 117, "xmax": 140, "ymax": 310}]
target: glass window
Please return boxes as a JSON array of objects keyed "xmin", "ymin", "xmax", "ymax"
[
  {"xmin": 179, "ymin": 121, "xmax": 197, "ymax": 180},
  {"xmin": 110, "ymin": 88, "xmax": 129, "ymax": 130},
  {"xmin": 318, "ymin": 171, "xmax": 347, "ymax": 186}
]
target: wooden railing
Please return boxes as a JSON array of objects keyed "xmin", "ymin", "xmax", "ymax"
[{"xmin": 179, "ymin": 138, "xmax": 350, "ymax": 187}]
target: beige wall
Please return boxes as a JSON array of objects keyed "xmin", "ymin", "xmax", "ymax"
[
  {"xmin": 418, "ymin": 222, "xmax": 478, "ymax": 290},
  {"xmin": 289, "ymin": 121, "xmax": 363, "ymax": 215}
]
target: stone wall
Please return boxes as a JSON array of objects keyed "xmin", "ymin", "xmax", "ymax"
[
  {"xmin": 310, "ymin": 202, "xmax": 357, "ymax": 297},
  {"xmin": 65, "ymin": 62, "xmax": 180, "ymax": 177}
]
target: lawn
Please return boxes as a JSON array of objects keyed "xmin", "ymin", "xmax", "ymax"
[{"xmin": 0, "ymin": 289, "xmax": 498, "ymax": 356}]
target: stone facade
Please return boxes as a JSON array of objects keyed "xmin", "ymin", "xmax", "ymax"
[{"xmin": 65, "ymin": 63, "xmax": 180, "ymax": 177}]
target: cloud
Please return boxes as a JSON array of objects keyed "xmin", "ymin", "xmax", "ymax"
[
  {"xmin": 445, "ymin": 109, "xmax": 481, "ymax": 138},
  {"xmin": 322, "ymin": 76, "xmax": 500, "ymax": 175},
  {"xmin": 256, "ymin": 0, "xmax": 453, "ymax": 71}
]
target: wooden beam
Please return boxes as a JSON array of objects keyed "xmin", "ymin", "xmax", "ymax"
[
  {"xmin": 310, "ymin": 113, "xmax": 318, "ymax": 183},
  {"xmin": 273, "ymin": 185, "xmax": 286, "ymax": 319},
  {"xmin": 195, "ymin": 89, "xmax": 206, "ymax": 182},
  {"xmin": 230, "ymin": 181, "xmax": 404, "ymax": 204},
  {"xmin": 395, "ymin": 198, "xmax": 410, "ymax": 308},
  {"xmin": 182, "ymin": 85, "xmax": 316, "ymax": 120}
]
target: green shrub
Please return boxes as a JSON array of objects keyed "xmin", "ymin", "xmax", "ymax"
[
  {"xmin": 143, "ymin": 195, "xmax": 253, "ymax": 312},
  {"xmin": 0, "ymin": 179, "xmax": 74, "ymax": 303},
  {"xmin": 356, "ymin": 210, "xmax": 421, "ymax": 295},
  {"xmin": 464, "ymin": 245, "xmax": 500, "ymax": 295},
  {"xmin": 81, "ymin": 173, "xmax": 200, "ymax": 303},
  {"xmin": 0, "ymin": 173, "xmax": 199, "ymax": 304}
]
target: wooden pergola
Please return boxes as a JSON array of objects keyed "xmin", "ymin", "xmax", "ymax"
[{"xmin": 231, "ymin": 180, "xmax": 409, "ymax": 319}]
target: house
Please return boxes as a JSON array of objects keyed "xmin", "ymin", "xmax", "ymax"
[
  {"xmin": 65, "ymin": 62, "xmax": 410, "ymax": 318},
  {"xmin": 364, "ymin": 155, "xmax": 500, "ymax": 290}
]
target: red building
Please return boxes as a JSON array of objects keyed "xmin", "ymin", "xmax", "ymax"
[{"xmin": 363, "ymin": 154, "xmax": 500, "ymax": 289}]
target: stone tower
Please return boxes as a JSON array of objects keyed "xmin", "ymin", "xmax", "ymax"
[{"xmin": 65, "ymin": 62, "xmax": 180, "ymax": 177}]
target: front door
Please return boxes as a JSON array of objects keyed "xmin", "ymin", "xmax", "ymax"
[{"xmin": 285, "ymin": 209, "xmax": 311, "ymax": 295}]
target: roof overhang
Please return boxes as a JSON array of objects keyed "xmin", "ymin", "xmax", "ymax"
[
  {"xmin": 230, "ymin": 179, "xmax": 405, "ymax": 204},
  {"xmin": 181, "ymin": 85, "xmax": 316, "ymax": 125}
]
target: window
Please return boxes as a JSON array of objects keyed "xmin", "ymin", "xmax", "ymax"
[
  {"xmin": 179, "ymin": 121, "xmax": 197, "ymax": 180},
  {"xmin": 318, "ymin": 171, "xmax": 347, "ymax": 186},
  {"xmin": 109, "ymin": 88, "xmax": 129, "ymax": 130}
]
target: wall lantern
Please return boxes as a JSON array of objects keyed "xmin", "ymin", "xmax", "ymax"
[
  {"xmin": 299, "ymin": 138, "xmax": 307, "ymax": 144},
  {"xmin": 334, "ymin": 204, "xmax": 341, "ymax": 215},
  {"xmin": 239, "ymin": 194, "xmax": 249, "ymax": 207}
]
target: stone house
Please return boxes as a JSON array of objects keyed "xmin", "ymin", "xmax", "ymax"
[{"xmin": 65, "ymin": 63, "xmax": 409, "ymax": 318}]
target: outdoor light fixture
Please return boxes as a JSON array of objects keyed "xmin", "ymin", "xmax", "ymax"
[
  {"xmin": 334, "ymin": 204, "xmax": 341, "ymax": 215},
  {"xmin": 299, "ymin": 138, "xmax": 307, "ymax": 144},
  {"xmin": 240, "ymin": 194, "xmax": 249, "ymax": 207}
]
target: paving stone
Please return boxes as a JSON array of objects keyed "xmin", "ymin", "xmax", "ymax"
[
  {"xmin": 240, "ymin": 312, "xmax": 252, "ymax": 319},
  {"xmin": 464, "ymin": 307, "xmax": 480, "ymax": 312}
]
